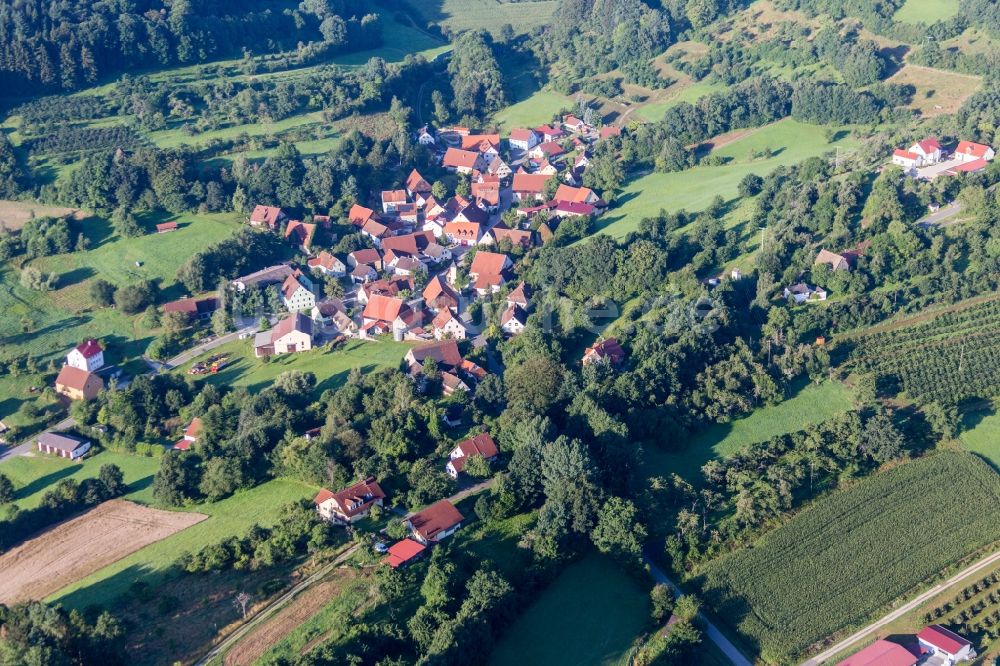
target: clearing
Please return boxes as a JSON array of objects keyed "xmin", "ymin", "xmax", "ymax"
[
  {"xmin": 887, "ymin": 64, "xmax": 981, "ymax": 117},
  {"xmin": 0, "ymin": 499, "xmax": 205, "ymax": 604},
  {"xmin": 961, "ymin": 410, "xmax": 1000, "ymax": 469},
  {"xmin": 894, "ymin": 0, "xmax": 960, "ymax": 24},
  {"xmin": 402, "ymin": 0, "xmax": 558, "ymax": 36},
  {"xmin": 0, "ymin": 200, "xmax": 79, "ymax": 231},
  {"xmin": 489, "ymin": 553, "xmax": 649, "ymax": 666},
  {"xmin": 697, "ymin": 451, "xmax": 1000, "ymax": 664}
]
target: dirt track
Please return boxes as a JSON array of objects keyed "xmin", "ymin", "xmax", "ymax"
[{"xmin": 0, "ymin": 499, "xmax": 205, "ymax": 604}]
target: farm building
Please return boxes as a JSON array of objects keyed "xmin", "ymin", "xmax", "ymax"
[
  {"xmin": 407, "ymin": 499, "xmax": 464, "ymax": 545},
  {"xmin": 254, "ymin": 313, "xmax": 313, "ymax": 357},
  {"xmin": 163, "ymin": 296, "xmax": 218, "ymax": 319},
  {"xmin": 383, "ymin": 538, "xmax": 426, "ymax": 568},
  {"xmin": 313, "ymin": 477, "xmax": 386, "ymax": 524},
  {"xmin": 155, "ymin": 221, "xmax": 178, "ymax": 233},
  {"xmin": 37, "ymin": 432, "xmax": 91, "ymax": 460},
  {"xmin": 836, "ymin": 639, "xmax": 917, "ymax": 666},
  {"xmin": 55, "ymin": 366, "xmax": 104, "ymax": 401},
  {"xmin": 917, "ymin": 625, "xmax": 975, "ymax": 665},
  {"xmin": 173, "ymin": 417, "xmax": 202, "ymax": 451}
]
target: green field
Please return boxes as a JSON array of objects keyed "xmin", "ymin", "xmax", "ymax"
[
  {"xmin": 595, "ymin": 119, "xmax": 859, "ymax": 239},
  {"xmin": 51, "ymin": 477, "xmax": 317, "ymax": 609},
  {"xmin": 489, "ymin": 553, "xmax": 649, "ymax": 666},
  {"xmin": 894, "ymin": 0, "xmax": 960, "ymax": 24},
  {"xmin": 0, "ymin": 450, "xmax": 161, "ymax": 509},
  {"xmin": 181, "ymin": 338, "xmax": 411, "ymax": 394},
  {"xmin": 403, "ymin": 0, "xmax": 558, "ymax": 35},
  {"xmin": 631, "ymin": 80, "xmax": 729, "ymax": 123},
  {"xmin": 645, "ymin": 380, "xmax": 855, "ymax": 482},
  {"xmin": 698, "ymin": 452, "xmax": 1000, "ymax": 664},
  {"xmin": 495, "ymin": 90, "xmax": 571, "ymax": 129},
  {"xmin": 961, "ymin": 409, "xmax": 1000, "ymax": 468}
]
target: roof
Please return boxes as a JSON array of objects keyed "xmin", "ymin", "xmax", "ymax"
[
  {"xmin": 456, "ymin": 432, "xmax": 499, "ymax": 460},
  {"xmin": 383, "ymin": 539, "xmax": 426, "ymax": 568},
  {"xmin": 364, "ymin": 294, "xmax": 409, "ymax": 323},
  {"xmin": 917, "ymin": 625, "xmax": 971, "ymax": 655},
  {"xmin": 348, "ymin": 204, "xmax": 375, "ymax": 227},
  {"xmin": 423, "ymin": 275, "xmax": 459, "ymax": 306},
  {"xmin": 599, "ymin": 126, "xmax": 621, "ymax": 139},
  {"xmin": 408, "ymin": 499, "xmax": 464, "ymax": 541},
  {"xmin": 281, "ymin": 274, "xmax": 309, "ymax": 301},
  {"xmin": 835, "ymin": 640, "xmax": 917, "ymax": 666},
  {"xmin": 491, "ymin": 226, "xmax": 533, "ymax": 248},
  {"xmin": 501, "ymin": 303, "xmax": 527, "ymax": 326},
  {"xmin": 184, "ymin": 417, "xmax": 203, "ymax": 439},
  {"xmin": 313, "ymin": 488, "xmax": 335, "ymax": 505},
  {"xmin": 155, "ymin": 221, "xmax": 178, "ymax": 232},
  {"xmin": 432, "ymin": 308, "xmax": 462, "ymax": 331},
  {"xmin": 350, "ymin": 248, "xmax": 381, "ymax": 265},
  {"xmin": 233, "ymin": 264, "xmax": 294, "ymax": 288},
  {"xmin": 74, "ymin": 339, "xmax": 102, "ymax": 359},
  {"xmin": 554, "ymin": 184, "xmax": 597, "ymax": 204},
  {"xmin": 329, "ymin": 477, "xmax": 386, "ymax": 517},
  {"xmin": 512, "ymin": 173, "xmax": 552, "ymax": 194},
  {"xmin": 361, "ymin": 218, "xmax": 389, "ymax": 238},
  {"xmin": 507, "ymin": 281, "xmax": 531, "ymax": 307},
  {"xmin": 408, "ymin": 340, "xmax": 463, "ymax": 367},
  {"xmin": 949, "ymin": 158, "xmax": 988, "ymax": 173},
  {"xmin": 815, "ymin": 248, "xmax": 849, "ymax": 268},
  {"xmin": 533, "ymin": 141, "xmax": 565, "ymax": 156},
  {"xmin": 250, "ymin": 205, "xmax": 283, "ymax": 226},
  {"xmin": 472, "ymin": 181, "xmax": 500, "ymax": 206},
  {"xmin": 535, "ymin": 124, "xmax": 565, "ymax": 137},
  {"xmin": 913, "ymin": 138, "xmax": 941, "ymax": 153},
  {"xmin": 56, "ymin": 365, "xmax": 101, "ymax": 391},
  {"xmin": 456, "ymin": 204, "xmax": 488, "ymax": 225},
  {"xmin": 308, "ymin": 251, "xmax": 344, "ymax": 272},
  {"xmin": 444, "ymin": 221, "xmax": 482, "ymax": 240},
  {"xmin": 554, "ymin": 201, "xmax": 595, "ymax": 216},
  {"xmin": 381, "ymin": 189, "xmax": 408, "ymax": 204},
  {"xmin": 893, "ymin": 149, "xmax": 919, "ymax": 161},
  {"xmin": 284, "ymin": 220, "xmax": 315, "ymax": 246},
  {"xmin": 406, "ymin": 169, "xmax": 432, "ymax": 193},
  {"xmin": 163, "ymin": 296, "xmax": 218, "ymax": 315},
  {"xmin": 956, "ymin": 140, "xmax": 992, "ymax": 158},
  {"xmin": 584, "ymin": 337, "xmax": 626, "ymax": 364},
  {"xmin": 510, "ymin": 128, "xmax": 537, "ymax": 142},
  {"xmin": 461, "ymin": 134, "xmax": 500, "ymax": 150},
  {"xmin": 272, "ymin": 312, "xmax": 312, "ymax": 339},
  {"xmin": 37, "ymin": 432, "xmax": 89, "ymax": 453},
  {"xmin": 443, "ymin": 148, "xmax": 480, "ymax": 169},
  {"xmin": 470, "ymin": 251, "xmax": 510, "ymax": 281}
]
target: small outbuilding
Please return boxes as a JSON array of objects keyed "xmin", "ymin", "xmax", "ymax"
[{"xmin": 37, "ymin": 432, "xmax": 91, "ymax": 460}]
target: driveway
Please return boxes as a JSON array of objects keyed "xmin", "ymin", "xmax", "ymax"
[{"xmin": 918, "ymin": 201, "xmax": 962, "ymax": 227}]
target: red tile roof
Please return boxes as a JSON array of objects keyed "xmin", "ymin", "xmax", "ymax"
[
  {"xmin": 313, "ymin": 488, "xmax": 335, "ymax": 505},
  {"xmin": 155, "ymin": 221, "xmax": 178, "ymax": 232},
  {"xmin": 443, "ymin": 148, "xmax": 480, "ymax": 170},
  {"xmin": 75, "ymin": 339, "xmax": 102, "ymax": 359},
  {"xmin": 308, "ymin": 251, "xmax": 344, "ymax": 272},
  {"xmin": 456, "ymin": 432, "xmax": 499, "ymax": 459},
  {"xmin": 461, "ymin": 134, "xmax": 500, "ymax": 150},
  {"xmin": 406, "ymin": 169, "xmax": 432, "ymax": 194},
  {"xmin": 407, "ymin": 340, "xmax": 463, "ymax": 368},
  {"xmin": 893, "ymin": 149, "xmax": 919, "ymax": 160},
  {"xmin": 554, "ymin": 184, "xmax": 598, "ymax": 204},
  {"xmin": 408, "ymin": 500, "xmax": 464, "ymax": 542},
  {"xmin": 350, "ymin": 248, "xmax": 381, "ymax": 266},
  {"xmin": 510, "ymin": 128, "xmax": 537, "ymax": 142},
  {"xmin": 956, "ymin": 140, "xmax": 992, "ymax": 159},
  {"xmin": 56, "ymin": 365, "xmax": 100, "ymax": 391},
  {"xmin": 381, "ymin": 189, "xmax": 408, "ymax": 205},
  {"xmin": 469, "ymin": 251, "xmax": 510, "ymax": 286},
  {"xmin": 271, "ymin": 312, "xmax": 312, "ymax": 340},
  {"xmin": 284, "ymin": 220, "xmax": 315, "ymax": 246},
  {"xmin": 599, "ymin": 126, "xmax": 621, "ymax": 139},
  {"xmin": 836, "ymin": 640, "xmax": 917, "ymax": 666},
  {"xmin": 348, "ymin": 204, "xmax": 375, "ymax": 227},
  {"xmin": 184, "ymin": 417, "xmax": 203, "ymax": 439},
  {"xmin": 914, "ymin": 138, "xmax": 941, "ymax": 153},
  {"xmin": 423, "ymin": 275, "xmax": 459, "ymax": 308},
  {"xmin": 363, "ymin": 294, "xmax": 409, "ymax": 324},
  {"xmin": 383, "ymin": 538, "xmax": 426, "ymax": 568},
  {"xmin": 918, "ymin": 625, "xmax": 971, "ymax": 655},
  {"xmin": 512, "ymin": 173, "xmax": 552, "ymax": 194},
  {"xmin": 949, "ymin": 158, "xmax": 988, "ymax": 173},
  {"xmin": 250, "ymin": 205, "xmax": 284, "ymax": 228},
  {"xmin": 329, "ymin": 477, "xmax": 386, "ymax": 518},
  {"xmin": 584, "ymin": 337, "xmax": 626, "ymax": 365}
]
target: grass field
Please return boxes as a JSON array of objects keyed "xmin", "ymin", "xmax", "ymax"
[
  {"xmin": 181, "ymin": 338, "xmax": 411, "ymax": 395},
  {"xmin": 489, "ymin": 553, "xmax": 649, "ymax": 666},
  {"xmin": 698, "ymin": 452, "xmax": 1000, "ymax": 664},
  {"xmin": 645, "ymin": 380, "xmax": 855, "ymax": 482},
  {"xmin": 631, "ymin": 79, "xmax": 729, "ymax": 123},
  {"xmin": 961, "ymin": 409, "xmax": 1000, "ymax": 468},
  {"xmin": 887, "ymin": 64, "xmax": 981, "ymax": 117},
  {"xmin": 0, "ymin": 200, "xmax": 78, "ymax": 231},
  {"xmin": 0, "ymin": 450, "xmax": 161, "ymax": 509},
  {"xmin": 50, "ymin": 477, "xmax": 317, "ymax": 609},
  {"xmin": 594, "ymin": 119, "xmax": 859, "ymax": 239},
  {"xmin": 403, "ymin": 0, "xmax": 558, "ymax": 35},
  {"xmin": 495, "ymin": 90, "xmax": 571, "ymax": 129},
  {"xmin": 894, "ymin": 0, "xmax": 960, "ymax": 24}
]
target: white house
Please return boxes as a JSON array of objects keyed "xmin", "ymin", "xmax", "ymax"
[
  {"xmin": 446, "ymin": 433, "xmax": 499, "ymax": 478},
  {"xmin": 432, "ymin": 309, "xmax": 467, "ymax": 340},
  {"xmin": 501, "ymin": 304, "xmax": 527, "ymax": 335},
  {"xmin": 281, "ymin": 273, "xmax": 316, "ymax": 312},
  {"xmin": 783, "ymin": 282, "xmax": 827, "ymax": 304},
  {"xmin": 254, "ymin": 313, "xmax": 313, "ymax": 357},
  {"xmin": 509, "ymin": 128, "xmax": 540, "ymax": 151},
  {"xmin": 407, "ymin": 499, "xmax": 464, "ymax": 544},
  {"xmin": 416, "ymin": 126, "xmax": 435, "ymax": 145},
  {"xmin": 307, "ymin": 251, "xmax": 346, "ymax": 277},
  {"xmin": 954, "ymin": 140, "xmax": 995, "ymax": 163},
  {"xmin": 67, "ymin": 339, "xmax": 104, "ymax": 373},
  {"xmin": 917, "ymin": 625, "xmax": 975, "ymax": 665},
  {"xmin": 313, "ymin": 477, "xmax": 386, "ymax": 525}
]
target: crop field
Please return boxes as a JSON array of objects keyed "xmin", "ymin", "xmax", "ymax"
[
  {"xmin": 489, "ymin": 554, "xmax": 649, "ymax": 666},
  {"xmin": 645, "ymin": 380, "xmax": 854, "ymax": 482},
  {"xmin": 0, "ymin": 450, "xmax": 161, "ymax": 509},
  {"xmin": 887, "ymin": 64, "xmax": 981, "ymax": 117},
  {"xmin": 697, "ymin": 452, "xmax": 1000, "ymax": 664},
  {"xmin": 848, "ymin": 299, "xmax": 1000, "ymax": 405},
  {"xmin": 0, "ymin": 499, "xmax": 205, "ymax": 604},
  {"xmin": 595, "ymin": 119, "xmax": 860, "ymax": 239},
  {"xmin": 0, "ymin": 200, "xmax": 78, "ymax": 231},
  {"xmin": 894, "ymin": 0, "xmax": 960, "ymax": 24},
  {"xmin": 50, "ymin": 478, "xmax": 317, "ymax": 609},
  {"xmin": 181, "ymin": 338, "xmax": 411, "ymax": 395},
  {"xmin": 403, "ymin": 0, "xmax": 558, "ymax": 35}
]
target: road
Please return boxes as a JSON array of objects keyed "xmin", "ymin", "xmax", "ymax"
[
  {"xmin": 801, "ymin": 547, "xmax": 1000, "ymax": 665},
  {"xmin": 0, "ymin": 415, "xmax": 76, "ymax": 462},
  {"xmin": 644, "ymin": 555, "xmax": 752, "ymax": 666},
  {"xmin": 918, "ymin": 201, "xmax": 962, "ymax": 227}
]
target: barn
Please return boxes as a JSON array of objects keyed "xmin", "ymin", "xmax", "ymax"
[{"xmin": 37, "ymin": 432, "xmax": 92, "ymax": 460}]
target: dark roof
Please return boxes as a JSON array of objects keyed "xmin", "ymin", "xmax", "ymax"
[
  {"xmin": 74, "ymin": 339, "xmax": 102, "ymax": 359},
  {"xmin": 271, "ymin": 313, "xmax": 312, "ymax": 339},
  {"xmin": 37, "ymin": 432, "xmax": 89, "ymax": 453},
  {"xmin": 407, "ymin": 340, "xmax": 463, "ymax": 368}
]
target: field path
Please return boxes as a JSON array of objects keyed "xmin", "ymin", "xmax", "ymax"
[{"xmin": 801, "ymin": 547, "xmax": 1000, "ymax": 665}]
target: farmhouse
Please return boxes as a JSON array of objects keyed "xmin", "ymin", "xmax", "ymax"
[
  {"xmin": 67, "ymin": 339, "xmax": 104, "ymax": 373},
  {"xmin": 443, "ymin": 221, "xmax": 483, "ymax": 246},
  {"xmin": 917, "ymin": 625, "xmax": 975, "ymax": 665},
  {"xmin": 249, "ymin": 205, "xmax": 285, "ymax": 230},
  {"xmin": 307, "ymin": 251, "xmax": 347, "ymax": 277},
  {"xmin": 284, "ymin": 220, "xmax": 315, "ymax": 251},
  {"xmin": 814, "ymin": 248, "xmax": 851, "ymax": 272},
  {"xmin": 443, "ymin": 148, "xmax": 482, "ymax": 174},
  {"xmin": 488, "ymin": 226, "xmax": 534, "ymax": 249},
  {"xmin": 501, "ymin": 304, "xmax": 527, "ymax": 335},
  {"xmin": 383, "ymin": 538, "xmax": 426, "ymax": 568},
  {"xmin": 423, "ymin": 275, "xmax": 460, "ymax": 312},
  {"xmin": 362, "ymin": 294, "xmax": 412, "ymax": 336},
  {"xmin": 486, "ymin": 156, "xmax": 513, "ymax": 179},
  {"xmin": 163, "ymin": 296, "xmax": 218, "ymax": 318},
  {"xmin": 281, "ymin": 272, "xmax": 316, "ymax": 312},
  {"xmin": 461, "ymin": 133, "xmax": 500, "ymax": 151},
  {"xmin": 55, "ymin": 366, "xmax": 104, "ymax": 401},
  {"xmin": 835, "ymin": 639, "xmax": 917, "ymax": 666},
  {"xmin": 231, "ymin": 264, "xmax": 294, "ymax": 291},
  {"xmin": 512, "ymin": 173, "xmax": 552, "ymax": 201},
  {"xmin": 432, "ymin": 309, "xmax": 467, "ymax": 340},
  {"xmin": 314, "ymin": 477, "xmax": 386, "ymax": 524},
  {"xmin": 405, "ymin": 340, "xmax": 463, "ymax": 374},
  {"xmin": 469, "ymin": 251, "xmax": 513, "ymax": 295},
  {"xmin": 254, "ymin": 313, "xmax": 313, "ymax": 357},
  {"xmin": 360, "ymin": 218, "xmax": 391, "ymax": 246},
  {"xmin": 784, "ymin": 282, "xmax": 827, "ymax": 304},
  {"xmin": 954, "ymin": 140, "xmax": 995, "ymax": 163},
  {"xmin": 37, "ymin": 432, "xmax": 91, "ymax": 460},
  {"xmin": 583, "ymin": 337, "xmax": 626, "ymax": 366},
  {"xmin": 173, "ymin": 417, "xmax": 202, "ymax": 451},
  {"xmin": 554, "ymin": 184, "xmax": 603, "ymax": 206},
  {"xmin": 381, "ymin": 189, "xmax": 408, "ymax": 214},
  {"xmin": 407, "ymin": 499, "xmax": 465, "ymax": 544},
  {"xmin": 535, "ymin": 125, "xmax": 565, "ymax": 142},
  {"xmin": 446, "ymin": 432, "xmax": 499, "ymax": 478},
  {"xmin": 348, "ymin": 248, "xmax": 383, "ymax": 271},
  {"xmin": 529, "ymin": 141, "xmax": 566, "ymax": 161},
  {"xmin": 509, "ymin": 128, "xmax": 540, "ymax": 151}
]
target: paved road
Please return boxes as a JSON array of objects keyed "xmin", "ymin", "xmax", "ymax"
[
  {"xmin": 918, "ymin": 201, "xmax": 962, "ymax": 227},
  {"xmin": 801, "ymin": 547, "xmax": 1000, "ymax": 665},
  {"xmin": 0, "ymin": 415, "xmax": 76, "ymax": 462},
  {"xmin": 644, "ymin": 555, "xmax": 753, "ymax": 666},
  {"xmin": 159, "ymin": 323, "xmax": 259, "ymax": 370}
]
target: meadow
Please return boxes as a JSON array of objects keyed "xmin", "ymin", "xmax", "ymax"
[
  {"xmin": 961, "ymin": 410, "xmax": 1000, "ymax": 468},
  {"xmin": 595, "ymin": 119, "xmax": 860, "ymax": 239},
  {"xmin": 697, "ymin": 452, "xmax": 1000, "ymax": 664},
  {"xmin": 494, "ymin": 91, "xmax": 572, "ymax": 130},
  {"xmin": 489, "ymin": 553, "xmax": 650, "ymax": 666},
  {"xmin": 887, "ymin": 64, "xmax": 981, "ymax": 117},
  {"xmin": 645, "ymin": 380, "xmax": 855, "ymax": 482},
  {"xmin": 402, "ymin": 0, "xmax": 558, "ymax": 36},
  {"xmin": 893, "ymin": 0, "xmax": 960, "ymax": 24}
]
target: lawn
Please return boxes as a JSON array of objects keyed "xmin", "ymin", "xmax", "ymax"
[
  {"xmin": 495, "ymin": 90, "xmax": 571, "ymax": 129},
  {"xmin": 50, "ymin": 477, "xmax": 317, "ymax": 610},
  {"xmin": 894, "ymin": 0, "xmax": 960, "ymax": 24},
  {"xmin": 645, "ymin": 380, "xmax": 855, "ymax": 482},
  {"xmin": 961, "ymin": 409, "xmax": 1000, "ymax": 469},
  {"xmin": 402, "ymin": 0, "xmax": 558, "ymax": 35},
  {"xmin": 180, "ymin": 338, "xmax": 412, "ymax": 395},
  {"xmin": 0, "ymin": 450, "xmax": 161, "ymax": 510},
  {"xmin": 489, "ymin": 553, "xmax": 650, "ymax": 666},
  {"xmin": 697, "ymin": 452, "xmax": 1000, "ymax": 664},
  {"xmin": 594, "ymin": 119, "xmax": 860, "ymax": 239}
]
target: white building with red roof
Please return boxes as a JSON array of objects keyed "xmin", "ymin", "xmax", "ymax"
[
  {"xmin": 174, "ymin": 417, "xmax": 203, "ymax": 451},
  {"xmin": 67, "ymin": 339, "xmax": 105, "ymax": 373},
  {"xmin": 509, "ymin": 128, "xmax": 541, "ymax": 151},
  {"xmin": 583, "ymin": 337, "xmax": 626, "ymax": 366},
  {"xmin": 469, "ymin": 251, "xmax": 513, "ymax": 296},
  {"xmin": 917, "ymin": 625, "xmax": 975, "ymax": 664},
  {"xmin": 314, "ymin": 477, "xmax": 386, "ymax": 524},
  {"xmin": 954, "ymin": 140, "xmax": 995, "ymax": 163},
  {"xmin": 407, "ymin": 499, "xmax": 465, "ymax": 544},
  {"xmin": 307, "ymin": 251, "xmax": 347, "ymax": 277},
  {"xmin": 249, "ymin": 205, "xmax": 286, "ymax": 231},
  {"xmin": 446, "ymin": 432, "xmax": 499, "ymax": 478}
]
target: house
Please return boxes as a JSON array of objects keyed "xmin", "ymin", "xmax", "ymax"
[
  {"xmin": 909, "ymin": 138, "xmax": 943, "ymax": 164},
  {"xmin": 348, "ymin": 204, "xmax": 375, "ymax": 228},
  {"xmin": 509, "ymin": 128, "xmax": 540, "ymax": 151},
  {"xmin": 471, "ymin": 180, "xmax": 501, "ymax": 211},
  {"xmin": 155, "ymin": 221, "xmax": 178, "ymax": 233},
  {"xmin": 163, "ymin": 296, "xmax": 219, "ymax": 319},
  {"xmin": 469, "ymin": 251, "xmax": 513, "ymax": 295},
  {"xmin": 249, "ymin": 205, "xmax": 285, "ymax": 230},
  {"xmin": 917, "ymin": 625, "xmax": 975, "ymax": 665},
  {"xmin": 453, "ymin": 203, "xmax": 488, "ymax": 226},
  {"xmin": 441, "ymin": 371, "xmax": 471, "ymax": 395},
  {"xmin": 486, "ymin": 156, "xmax": 512, "ymax": 179},
  {"xmin": 423, "ymin": 242, "xmax": 451, "ymax": 265},
  {"xmin": 381, "ymin": 189, "xmax": 409, "ymax": 214},
  {"xmin": 784, "ymin": 282, "xmax": 827, "ymax": 304},
  {"xmin": 37, "ymin": 432, "xmax": 91, "ymax": 460},
  {"xmin": 423, "ymin": 275, "xmax": 460, "ymax": 312},
  {"xmin": 488, "ymin": 226, "xmax": 534, "ymax": 249},
  {"xmin": 443, "ymin": 148, "xmax": 482, "ymax": 174},
  {"xmin": 383, "ymin": 538, "xmax": 427, "ymax": 568},
  {"xmin": 501, "ymin": 304, "xmax": 527, "ymax": 335},
  {"xmin": 443, "ymin": 221, "xmax": 483, "ymax": 246},
  {"xmin": 553, "ymin": 201, "xmax": 595, "ymax": 218},
  {"xmin": 311, "ymin": 299, "xmax": 342, "ymax": 325},
  {"xmin": 231, "ymin": 264, "xmax": 294, "ymax": 291},
  {"xmin": 535, "ymin": 125, "xmax": 565, "ymax": 142},
  {"xmin": 406, "ymin": 169, "xmax": 433, "ymax": 199},
  {"xmin": 554, "ymin": 184, "xmax": 602, "ymax": 206},
  {"xmin": 173, "ymin": 417, "xmax": 202, "ymax": 451},
  {"xmin": 512, "ymin": 173, "xmax": 552, "ymax": 202},
  {"xmin": 55, "ymin": 366, "xmax": 104, "ymax": 401},
  {"xmin": 350, "ymin": 264, "xmax": 377, "ymax": 283},
  {"xmin": 583, "ymin": 337, "xmax": 626, "ymax": 366},
  {"xmin": 281, "ymin": 272, "xmax": 316, "ymax": 312},
  {"xmin": 313, "ymin": 214, "xmax": 331, "ymax": 228},
  {"xmin": 563, "ymin": 115, "xmax": 589, "ymax": 133},
  {"xmin": 599, "ymin": 126, "xmax": 622, "ymax": 140},
  {"xmin": 534, "ymin": 159, "xmax": 559, "ymax": 176},
  {"xmin": 814, "ymin": 248, "xmax": 851, "ymax": 272},
  {"xmin": 954, "ymin": 140, "xmax": 995, "ymax": 163},
  {"xmin": 405, "ymin": 340, "xmax": 463, "ymax": 373},
  {"xmin": 461, "ymin": 133, "xmax": 501, "ymax": 151},
  {"xmin": 254, "ymin": 313, "xmax": 313, "ymax": 357},
  {"xmin": 284, "ymin": 220, "xmax": 315, "ymax": 251},
  {"xmin": 348, "ymin": 248, "xmax": 383, "ymax": 271},
  {"xmin": 506, "ymin": 281, "xmax": 531, "ymax": 309},
  {"xmin": 891, "ymin": 149, "xmax": 920, "ymax": 171},
  {"xmin": 308, "ymin": 251, "xmax": 347, "ymax": 277},
  {"xmin": 432, "ymin": 309, "xmax": 467, "ymax": 340},
  {"xmin": 313, "ymin": 477, "xmax": 386, "ymax": 524},
  {"xmin": 362, "ymin": 294, "xmax": 412, "ymax": 336},
  {"xmin": 416, "ymin": 126, "xmax": 436, "ymax": 145},
  {"xmin": 835, "ymin": 639, "xmax": 917, "ymax": 666},
  {"xmin": 67, "ymin": 339, "xmax": 104, "ymax": 373},
  {"xmin": 446, "ymin": 432, "xmax": 499, "ymax": 478},
  {"xmin": 528, "ymin": 141, "xmax": 566, "ymax": 161},
  {"xmin": 359, "ymin": 275, "xmax": 414, "ymax": 304},
  {"xmin": 406, "ymin": 499, "xmax": 465, "ymax": 544},
  {"xmin": 360, "ymin": 218, "xmax": 391, "ymax": 247}
]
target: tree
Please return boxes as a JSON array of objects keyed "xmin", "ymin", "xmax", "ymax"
[
  {"xmin": 591, "ymin": 496, "xmax": 647, "ymax": 566},
  {"xmin": 738, "ymin": 173, "xmax": 764, "ymax": 197},
  {"xmin": 152, "ymin": 452, "xmax": 193, "ymax": 506},
  {"xmin": 505, "ymin": 355, "xmax": 566, "ymax": 412},
  {"xmin": 673, "ymin": 595, "xmax": 700, "ymax": 622},
  {"xmin": 89, "ymin": 279, "xmax": 117, "ymax": 307},
  {"xmin": 650, "ymin": 583, "xmax": 675, "ymax": 623},
  {"xmin": 212, "ymin": 308, "xmax": 234, "ymax": 336},
  {"xmin": 98, "ymin": 464, "xmax": 126, "ymax": 497},
  {"xmin": 924, "ymin": 402, "xmax": 960, "ymax": 441},
  {"xmin": 464, "ymin": 454, "xmax": 492, "ymax": 479},
  {"xmin": 0, "ymin": 472, "xmax": 14, "ymax": 504},
  {"xmin": 861, "ymin": 411, "xmax": 904, "ymax": 463}
]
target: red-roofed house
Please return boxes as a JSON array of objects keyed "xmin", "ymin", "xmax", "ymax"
[
  {"xmin": 469, "ymin": 251, "xmax": 513, "ymax": 295},
  {"xmin": 528, "ymin": 141, "xmax": 567, "ymax": 161},
  {"xmin": 284, "ymin": 220, "xmax": 315, "ymax": 251},
  {"xmin": 554, "ymin": 184, "xmax": 602, "ymax": 205},
  {"xmin": 405, "ymin": 340, "xmax": 463, "ymax": 372},
  {"xmin": 917, "ymin": 625, "xmax": 974, "ymax": 664},
  {"xmin": 407, "ymin": 499, "xmax": 465, "ymax": 544},
  {"xmin": 443, "ymin": 148, "xmax": 482, "ymax": 174},
  {"xmin": 362, "ymin": 294, "xmax": 412, "ymax": 336},
  {"xmin": 563, "ymin": 115, "xmax": 589, "ymax": 132},
  {"xmin": 909, "ymin": 138, "xmax": 943, "ymax": 165},
  {"xmin": 443, "ymin": 221, "xmax": 483, "ymax": 246},
  {"xmin": 599, "ymin": 126, "xmax": 622, "ymax": 140},
  {"xmin": 250, "ymin": 205, "xmax": 286, "ymax": 230},
  {"xmin": 535, "ymin": 125, "xmax": 565, "ymax": 142},
  {"xmin": 487, "ymin": 226, "xmax": 534, "ymax": 249},
  {"xmin": 553, "ymin": 201, "xmax": 595, "ymax": 218},
  {"xmin": 308, "ymin": 251, "xmax": 347, "ymax": 277},
  {"xmin": 423, "ymin": 275, "xmax": 460, "ymax": 313},
  {"xmin": 55, "ymin": 366, "xmax": 104, "ymax": 401},
  {"xmin": 281, "ymin": 273, "xmax": 316, "ymax": 312},
  {"xmin": 583, "ymin": 337, "xmax": 626, "ymax": 366},
  {"xmin": 954, "ymin": 140, "xmax": 995, "ymax": 163},
  {"xmin": 506, "ymin": 281, "xmax": 531, "ymax": 309},
  {"xmin": 446, "ymin": 432, "xmax": 499, "ymax": 478},
  {"xmin": 406, "ymin": 169, "xmax": 433, "ymax": 197},
  {"xmin": 348, "ymin": 204, "xmax": 375, "ymax": 228},
  {"xmin": 892, "ymin": 149, "xmax": 921, "ymax": 171},
  {"xmin": 254, "ymin": 313, "xmax": 313, "ymax": 357},
  {"xmin": 381, "ymin": 189, "xmax": 409, "ymax": 214},
  {"xmin": 461, "ymin": 133, "xmax": 501, "ymax": 150},
  {"xmin": 163, "ymin": 296, "xmax": 219, "ymax": 319},
  {"xmin": 512, "ymin": 173, "xmax": 553, "ymax": 202},
  {"xmin": 174, "ymin": 417, "xmax": 203, "ymax": 451},
  {"xmin": 835, "ymin": 639, "xmax": 917, "ymax": 666},
  {"xmin": 501, "ymin": 303, "xmax": 527, "ymax": 335},
  {"xmin": 314, "ymin": 477, "xmax": 386, "ymax": 524},
  {"xmin": 509, "ymin": 128, "xmax": 541, "ymax": 151},
  {"xmin": 383, "ymin": 538, "xmax": 426, "ymax": 568},
  {"xmin": 432, "ymin": 309, "xmax": 467, "ymax": 340},
  {"xmin": 67, "ymin": 339, "xmax": 104, "ymax": 373}
]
